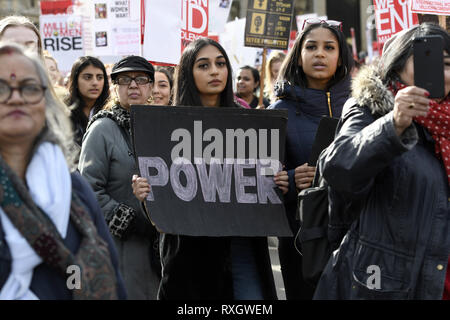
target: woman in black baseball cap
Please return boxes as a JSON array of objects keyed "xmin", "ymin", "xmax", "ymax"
[{"xmin": 78, "ymin": 55, "xmax": 160, "ymax": 299}]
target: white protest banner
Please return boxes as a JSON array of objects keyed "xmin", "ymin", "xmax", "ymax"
[
  {"xmin": 40, "ymin": 14, "xmax": 84, "ymax": 74},
  {"xmin": 410, "ymin": 0, "xmax": 450, "ymax": 16},
  {"xmin": 373, "ymin": 0, "xmax": 419, "ymax": 44},
  {"xmin": 182, "ymin": 0, "xmax": 209, "ymax": 52},
  {"xmin": 73, "ymin": 0, "xmax": 94, "ymax": 56},
  {"xmin": 208, "ymin": 0, "xmax": 232, "ymax": 34},
  {"xmin": 219, "ymin": 18, "xmax": 261, "ymax": 78},
  {"xmin": 88, "ymin": 0, "xmax": 141, "ymax": 56},
  {"xmin": 142, "ymin": 0, "xmax": 181, "ymax": 65}
]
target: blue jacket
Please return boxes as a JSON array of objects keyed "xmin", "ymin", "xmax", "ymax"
[
  {"xmin": 0, "ymin": 171, "xmax": 127, "ymax": 299},
  {"xmin": 314, "ymin": 66, "xmax": 449, "ymax": 299},
  {"xmin": 268, "ymin": 77, "xmax": 351, "ymax": 230}
]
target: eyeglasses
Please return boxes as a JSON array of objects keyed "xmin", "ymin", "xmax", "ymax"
[
  {"xmin": 115, "ymin": 76, "xmax": 152, "ymax": 86},
  {"xmin": 301, "ymin": 18, "xmax": 343, "ymax": 32},
  {"xmin": 0, "ymin": 82, "xmax": 46, "ymax": 104}
]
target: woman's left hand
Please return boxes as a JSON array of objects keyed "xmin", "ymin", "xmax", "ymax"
[
  {"xmin": 274, "ymin": 170, "xmax": 289, "ymax": 194},
  {"xmin": 132, "ymin": 174, "xmax": 151, "ymax": 202}
]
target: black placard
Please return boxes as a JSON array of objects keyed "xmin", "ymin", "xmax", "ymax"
[{"xmin": 131, "ymin": 106, "xmax": 292, "ymax": 237}]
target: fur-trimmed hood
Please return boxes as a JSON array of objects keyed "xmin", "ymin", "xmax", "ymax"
[{"xmin": 351, "ymin": 65, "xmax": 394, "ymax": 117}]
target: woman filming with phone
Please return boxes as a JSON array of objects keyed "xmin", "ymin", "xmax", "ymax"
[{"xmin": 314, "ymin": 23, "xmax": 449, "ymax": 300}]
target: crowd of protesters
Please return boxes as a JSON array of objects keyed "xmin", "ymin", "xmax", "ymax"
[{"xmin": 0, "ymin": 14, "xmax": 448, "ymax": 300}]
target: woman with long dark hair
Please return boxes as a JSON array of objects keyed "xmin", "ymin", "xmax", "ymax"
[
  {"xmin": 133, "ymin": 38, "xmax": 289, "ymax": 300},
  {"xmin": 268, "ymin": 19, "xmax": 354, "ymax": 299},
  {"xmin": 65, "ymin": 56, "xmax": 109, "ymax": 147}
]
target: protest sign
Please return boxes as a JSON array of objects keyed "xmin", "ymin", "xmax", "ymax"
[
  {"xmin": 182, "ymin": 0, "xmax": 209, "ymax": 51},
  {"xmin": 373, "ymin": 0, "xmax": 419, "ymax": 44},
  {"xmin": 219, "ymin": 18, "xmax": 261, "ymax": 77},
  {"xmin": 244, "ymin": 0, "xmax": 295, "ymax": 50},
  {"xmin": 40, "ymin": 0, "xmax": 73, "ymax": 15},
  {"xmin": 208, "ymin": 0, "xmax": 232, "ymax": 34},
  {"xmin": 142, "ymin": 0, "xmax": 181, "ymax": 65},
  {"xmin": 87, "ymin": 0, "xmax": 141, "ymax": 56},
  {"xmin": 40, "ymin": 14, "xmax": 84, "ymax": 74},
  {"xmin": 131, "ymin": 106, "xmax": 292, "ymax": 237},
  {"xmin": 410, "ymin": 0, "xmax": 450, "ymax": 16}
]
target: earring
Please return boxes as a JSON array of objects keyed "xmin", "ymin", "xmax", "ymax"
[{"xmin": 147, "ymin": 95, "xmax": 154, "ymax": 104}]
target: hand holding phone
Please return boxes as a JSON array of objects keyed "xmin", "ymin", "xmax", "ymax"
[{"xmin": 413, "ymin": 35, "xmax": 445, "ymax": 99}]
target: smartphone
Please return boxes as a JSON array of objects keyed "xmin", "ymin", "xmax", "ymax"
[
  {"xmin": 413, "ymin": 35, "xmax": 445, "ymax": 99},
  {"xmin": 308, "ymin": 116, "xmax": 339, "ymax": 166}
]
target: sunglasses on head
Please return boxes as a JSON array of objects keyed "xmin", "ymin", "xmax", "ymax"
[{"xmin": 301, "ymin": 18, "xmax": 343, "ymax": 32}]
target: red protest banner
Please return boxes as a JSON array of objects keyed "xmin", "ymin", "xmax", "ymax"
[
  {"xmin": 373, "ymin": 0, "xmax": 419, "ymax": 45},
  {"xmin": 40, "ymin": 0, "xmax": 73, "ymax": 15},
  {"xmin": 410, "ymin": 0, "xmax": 450, "ymax": 16},
  {"xmin": 181, "ymin": 0, "xmax": 209, "ymax": 51}
]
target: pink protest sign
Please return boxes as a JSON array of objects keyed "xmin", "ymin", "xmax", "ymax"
[{"xmin": 411, "ymin": 0, "xmax": 450, "ymax": 16}]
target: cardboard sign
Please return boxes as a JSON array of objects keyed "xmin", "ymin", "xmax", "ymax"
[
  {"xmin": 410, "ymin": 0, "xmax": 450, "ymax": 15},
  {"xmin": 373, "ymin": 0, "xmax": 419, "ymax": 44},
  {"xmin": 244, "ymin": 0, "xmax": 295, "ymax": 50},
  {"xmin": 131, "ymin": 106, "xmax": 292, "ymax": 237}
]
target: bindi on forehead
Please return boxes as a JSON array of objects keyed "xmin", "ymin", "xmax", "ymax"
[{"xmin": 10, "ymin": 73, "xmax": 16, "ymax": 81}]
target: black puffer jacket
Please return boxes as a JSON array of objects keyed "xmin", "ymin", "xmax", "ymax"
[{"xmin": 314, "ymin": 66, "xmax": 449, "ymax": 300}]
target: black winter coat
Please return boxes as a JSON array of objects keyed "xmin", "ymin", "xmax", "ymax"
[{"xmin": 314, "ymin": 66, "xmax": 449, "ymax": 300}]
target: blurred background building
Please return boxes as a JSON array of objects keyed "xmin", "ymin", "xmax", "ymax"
[{"xmin": 0, "ymin": 0, "xmax": 40, "ymax": 22}]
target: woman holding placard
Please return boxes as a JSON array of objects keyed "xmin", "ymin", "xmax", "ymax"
[{"xmin": 133, "ymin": 38, "xmax": 289, "ymax": 300}]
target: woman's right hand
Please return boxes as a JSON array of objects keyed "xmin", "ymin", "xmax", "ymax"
[
  {"xmin": 294, "ymin": 163, "xmax": 316, "ymax": 190},
  {"xmin": 393, "ymin": 86, "xmax": 430, "ymax": 136},
  {"xmin": 132, "ymin": 174, "xmax": 151, "ymax": 202}
]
